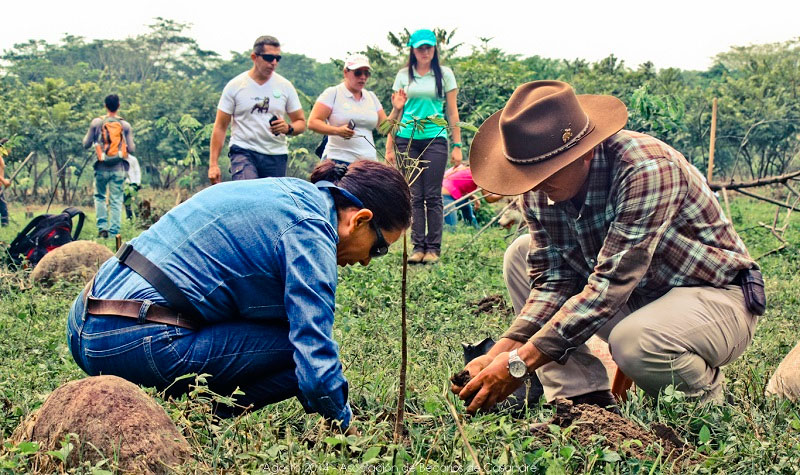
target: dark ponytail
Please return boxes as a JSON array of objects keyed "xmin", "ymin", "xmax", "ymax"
[{"xmin": 310, "ymin": 160, "xmax": 412, "ymax": 232}]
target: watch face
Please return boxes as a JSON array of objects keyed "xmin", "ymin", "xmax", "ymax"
[{"xmin": 509, "ymin": 359, "xmax": 527, "ymax": 379}]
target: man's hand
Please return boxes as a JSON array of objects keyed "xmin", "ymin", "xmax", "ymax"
[
  {"xmin": 459, "ymin": 352, "xmax": 522, "ymax": 415},
  {"xmin": 270, "ymin": 117, "xmax": 290, "ymax": 135},
  {"xmin": 1, "ymin": 177, "xmax": 10, "ymax": 187},
  {"xmin": 208, "ymin": 164, "xmax": 221, "ymax": 185},
  {"xmin": 450, "ymin": 353, "xmax": 494, "ymax": 394}
]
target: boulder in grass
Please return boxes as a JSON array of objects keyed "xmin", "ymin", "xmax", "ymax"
[
  {"xmin": 31, "ymin": 240, "xmax": 113, "ymax": 286},
  {"xmin": 766, "ymin": 340, "xmax": 800, "ymax": 401},
  {"xmin": 12, "ymin": 375, "xmax": 192, "ymax": 474}
]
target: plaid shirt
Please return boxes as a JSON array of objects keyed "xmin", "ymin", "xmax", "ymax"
[{"xmin": 503, "ymin": 130, "xmax": 756, "ymax": 364}]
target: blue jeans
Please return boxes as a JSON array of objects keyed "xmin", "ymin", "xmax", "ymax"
[
  {"xmin": 67, "ymin": 288, "xmax": 310, "ymax": 417},
  {"xmin": 0, "ymin": 190, "xmax": 8, "ymax": 225},
  {"xmin": 443, "ymin": 194, "xmax": 478, "ymax": 229},
  {"xmin": 94, "ymin": 168, "xmax": 126, "ymax": 234}
]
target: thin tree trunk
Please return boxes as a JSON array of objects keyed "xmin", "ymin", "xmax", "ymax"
[{"xmin": 393, "ymin": 232, "xmax": 408, "ymax": 444}]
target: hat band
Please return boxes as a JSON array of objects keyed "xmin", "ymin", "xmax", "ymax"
[{"xmin": 503, "ymin": 117, "xmax": 593, "ymax": 164}]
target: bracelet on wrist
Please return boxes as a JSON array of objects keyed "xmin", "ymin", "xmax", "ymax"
[{"xmin": 451, "ymin": 142, "xmax": 462, "ymax": 148}]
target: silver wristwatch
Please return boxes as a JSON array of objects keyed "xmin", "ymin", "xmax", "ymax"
[{"xmin": 507, "ymin": 349, "xmax": 528, "ymax": 379}]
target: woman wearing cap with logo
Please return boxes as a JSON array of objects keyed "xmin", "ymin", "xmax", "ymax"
[
  {"xmin": 386, "ymin": 29, "xmax": 462, "ymax": 264},
  {"xmin": 67, "ymin": 160, "xmax": 411, "ymax": 433},
  {"xmin": 308, "ymin": 55, "xmax": 407, "ymax": 165}
]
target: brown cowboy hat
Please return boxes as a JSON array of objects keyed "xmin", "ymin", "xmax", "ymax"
[{"xmin": 470, "ymin": 80, "xmax": 627, "ymax": 195}]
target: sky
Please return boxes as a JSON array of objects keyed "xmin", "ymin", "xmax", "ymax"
[{"xmin": 2, "ymin": 0, "xmax": 797, "ymax": 71}]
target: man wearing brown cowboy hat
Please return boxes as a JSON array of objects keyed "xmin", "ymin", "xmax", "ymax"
[{"xmin": 452, "ymin": 80, "xmax": 764, "ymax": 413}]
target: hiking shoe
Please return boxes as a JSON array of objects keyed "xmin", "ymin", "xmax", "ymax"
[
  {"xmin": 98, "ymin": 230, "xmax": 109, "ymax": 239},
  {"xmin": 408, "ymin": 251, "xmax": 425, "ymax": 264},
  {"xmin": 422, "ymin": 252, "xmax": 440, "ymax": 264}
]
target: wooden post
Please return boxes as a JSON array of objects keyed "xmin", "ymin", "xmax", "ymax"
[{"xmin": 707, "ymin": 98, "xmax": 718, "ymax": 183}]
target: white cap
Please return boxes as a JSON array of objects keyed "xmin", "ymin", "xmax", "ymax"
[{"xmin": 344, "ymin": 54, "xmax": 371, "ymax": 70}]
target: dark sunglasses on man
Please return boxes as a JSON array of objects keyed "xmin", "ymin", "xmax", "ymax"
[
  {"xmin": 351, "ymin": 69, "xmax": 371, "ymax": 78},
  {"xmin": 315, "ymin": 181, "xmax": 389, "ymax": 258},
  {"xmin": 258, "ymin": 54, "xmax": 282, "ymax": 63}
]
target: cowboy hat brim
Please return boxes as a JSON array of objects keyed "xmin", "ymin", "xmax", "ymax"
[{"xmin": 470, "ymin": 95, "xmax": 628, "ymax": 196}]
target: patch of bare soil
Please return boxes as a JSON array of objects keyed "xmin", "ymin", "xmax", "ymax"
[
  {"xmin": 470, "ymin": 294, "xmax": 511, "ymax": 316},
  {"xmin": 532, "ymin": 399, "xmax": 692, "ymax": 462},
  {"xmin": 12, "ymin": 375, "xmax": 191, "ymax": 474}
]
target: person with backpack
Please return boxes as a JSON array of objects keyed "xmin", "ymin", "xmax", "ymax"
[
  {"xmin": 0, "ymin": 140, "xmax": 11, "ymax": 227},
  {"xmin": 83, "ymin": 94, "xmax": 135, "ymax": 238}
]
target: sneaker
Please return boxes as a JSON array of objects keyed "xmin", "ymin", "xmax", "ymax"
[
  {"xmin": 422, "ymin": 252, "xmax": 440, "ymax": 264},
  {"xmin": 407, "ymin": 251, "xmax": 425, "ymax": 264},
  {"xmin": 98, "ymin": 230, "xmax": 109, "ymax": 239}
]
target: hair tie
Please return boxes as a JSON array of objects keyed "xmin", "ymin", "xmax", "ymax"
[{"xmin": 332, "ymin": 163, "xmax": 348, "ymax": 181}]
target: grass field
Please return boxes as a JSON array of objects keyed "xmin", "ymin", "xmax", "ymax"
[{"xmin": 1, "ymin": 193, "xmax": 799, "ymax": 473}]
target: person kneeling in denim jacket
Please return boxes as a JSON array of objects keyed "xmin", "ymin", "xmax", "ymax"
[{"xmin": 67, "ymin": 160, "xmax": 410, "ymax": 432}]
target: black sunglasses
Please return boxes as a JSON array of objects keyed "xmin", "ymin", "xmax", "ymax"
[
  {"xmin": 351, "ymin": 69, "xmax": 371, "ymax": 78},
  {"xmin": 258, "ymin": 54, "xmax": 282, "ymax": 63},
  {"xmin": 369, "ymin": 221, "xmax": 389, "ymax": 258}
]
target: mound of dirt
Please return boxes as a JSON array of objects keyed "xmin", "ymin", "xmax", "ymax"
[
  {"xmin": 470, "ymin": 294, "xmax": 511, "ymax": 316},
  {"xmin": 31, "ymin": 240, "xmax": 113, "ymax": 286},
  {"xmin": 12, "ymin": 375, "xmax": 191, "ymax": 474},
  {"xmin": 532, "ymin": 399, "xmax": 691, "ymax": 462}
]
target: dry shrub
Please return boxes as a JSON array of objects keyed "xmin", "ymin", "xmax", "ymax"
[
  {"xmin": 12, "ymin": 375, "xmax": 192, "ymax": 474},
  {"xmin": 31, "ymin": 240, "xmax": 113, "ymax": 286}
]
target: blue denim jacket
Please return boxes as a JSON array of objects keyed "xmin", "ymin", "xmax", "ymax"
[{"xmin": 91, "ymin": 178, "xmax": 351, "ymax": 426}]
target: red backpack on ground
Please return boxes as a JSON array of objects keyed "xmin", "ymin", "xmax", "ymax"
[{"xmin": 4, "ymin": 207, "xmax": 86, "ymax": 267}]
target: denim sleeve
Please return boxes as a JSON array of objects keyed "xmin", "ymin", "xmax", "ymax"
[{"xmin": 277, "ymin": 218, "xmax": 351, "ymax": 428}]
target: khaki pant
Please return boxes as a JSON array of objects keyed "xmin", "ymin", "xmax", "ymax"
[{"xmin": 503, "ymin": 235, "xmax": 758, "ymax": 402}]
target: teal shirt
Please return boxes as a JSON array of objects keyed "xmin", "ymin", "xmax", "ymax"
[{"xmin": 392, "ymin": 66, "xmax": 457, "ymax": 140}]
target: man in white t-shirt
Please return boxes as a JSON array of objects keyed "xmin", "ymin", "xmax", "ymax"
[{"xmin": 208, "ymin": 35, "xmax": 306, "ymax": 183}]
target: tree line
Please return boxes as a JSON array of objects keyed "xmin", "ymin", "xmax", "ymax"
[{"xmin": 1, "ymin": 19, "xmax": 798, "ymax": 204}]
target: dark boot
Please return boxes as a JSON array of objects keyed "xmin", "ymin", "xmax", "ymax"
[{"xmin": 568, "ymin": 389, "xmax": 620, "ymax": 414}]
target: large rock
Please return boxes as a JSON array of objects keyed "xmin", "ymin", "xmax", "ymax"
[
  {"xmin": 766, "ymin": 340, "xmax": 800, "ymax": 401},
  {"xmin": 31, "ymin": 240, "xmax": 113, "ymax": 286},
  {"xmin": 12, "ymin": 375, "xmax": 191, "ymax": 474}
]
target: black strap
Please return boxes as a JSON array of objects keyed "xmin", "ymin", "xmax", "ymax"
[
  {"xmin": 115, "ymin": 242, "xmax": 199, "ymax": 319},
  {"xmin": 9, "ymin": 215, "xmax": 48, "ymax": 248},
  {"xmin": 61, "ymin": 207, "xmax": 86, "ymax": 240}
]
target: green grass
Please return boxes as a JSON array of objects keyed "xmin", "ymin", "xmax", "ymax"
[{"xmin": 1, "ymin": 194, "xmax": 799, "ymax": 473}]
